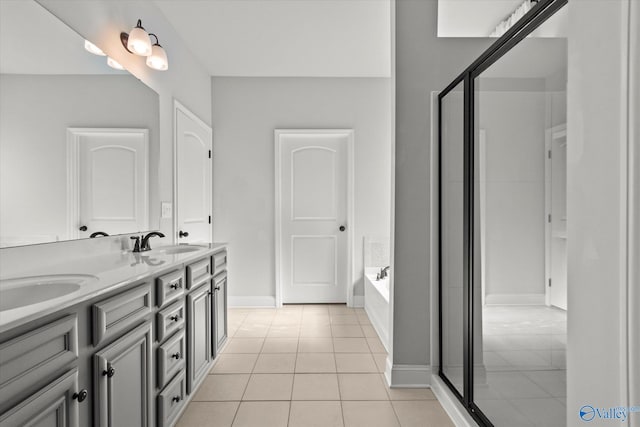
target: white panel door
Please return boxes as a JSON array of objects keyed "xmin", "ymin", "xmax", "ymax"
[
  {"xmin": 70, "ymin": 128, "xmax": 148, "ymax": 238},
  {"xmin": 277, "ymin": 130, "xmax": 351, "ymax": 304},
  {"xmin": 175, "ymin": 102, "xmax": 212, "ymax": 244}
]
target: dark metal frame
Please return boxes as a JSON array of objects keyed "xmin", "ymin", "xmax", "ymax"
[{"xmin": 437, "ymin": 0, "xmax": 568, "ymax": 425}]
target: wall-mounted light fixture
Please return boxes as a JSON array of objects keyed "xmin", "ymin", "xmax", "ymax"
[
  {"xmin": 107, "ymin": 57, "xmax": 125, "ymax": 70},
  {"xmin": 120, "ymin": 19, "xmax": 168, "ymax": 71},
  {"xmin": 84, "ymin": 40, "xmax": 105, "ymax": 56}
]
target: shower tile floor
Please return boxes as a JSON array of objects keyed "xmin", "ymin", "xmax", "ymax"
[
  {"xmin": 476, "ymin": 305, "xmax": 567, "ymax": 427},
  {"xmin": 176, "ymin": 304, "xmax": 455, "ymax": 427}
]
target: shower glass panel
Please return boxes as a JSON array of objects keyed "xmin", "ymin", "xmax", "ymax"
[
  {"xmin": 439, "ymin": 81, "xmax": 465, "ymax": 396},
  {"xmin": 473, "ymin": 9, "xmax": 567, "ymax": 427}
]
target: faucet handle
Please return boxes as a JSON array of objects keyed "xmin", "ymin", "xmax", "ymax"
[{"xmin": 130, "ymin": 236, "xmax": 141, "ymax": 252}]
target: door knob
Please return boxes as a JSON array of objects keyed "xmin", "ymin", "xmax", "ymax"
[
  {"xmin": 179, "ymin": 230, "xmax": 189, "ymax": 238},
  {"xmin": 339, "ymin": 225, "xmax": 346, "ymax": 232},
  {"xmin": 79, "ymin": 225, "xmax": 88, "ymax": 231}
]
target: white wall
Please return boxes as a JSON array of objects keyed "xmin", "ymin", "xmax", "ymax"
[
  {"xmin": 394, "ymin": 0, "xmax": 491, "ymax": 372},
  {"xmin": 36, "ymin": 0, "xmax": 212, "ymax": 241},
  {"xmin": 211, "ymin": 77, "xmax": 391, "ymax": 305},
  {"xmin": 0, "ymin": 74, "xmax": 159, "ymax": 245},
  {"xmin": 478, "ymin": 90, "xmax": 547, "ymax": 300},
  {"xmin": 567, "ymin": 1, "xmax": 636, "ymax": 426}
]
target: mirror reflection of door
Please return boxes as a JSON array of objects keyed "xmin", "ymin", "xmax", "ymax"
[
  {"xmin": 175, "ymin": 101, "xmax": 212, "ymax": 244},
  {"xmin": 67, "ymin": 128, "xmax": 149, "ymax": 239}
]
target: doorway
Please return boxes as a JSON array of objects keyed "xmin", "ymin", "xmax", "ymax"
[
  {"xmin": 275, "ymin": 129, "xmax": 354, "ymax": 306},
  {"xmin": 174, "ymin": 100, "xmax": 213, "ymax": 244}
]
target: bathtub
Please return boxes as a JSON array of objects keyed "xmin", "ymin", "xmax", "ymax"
[{"xmin": 364, "ymin": 269, "xmax": 390, "ymax": 352}]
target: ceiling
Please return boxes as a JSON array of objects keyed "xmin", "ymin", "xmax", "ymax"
[{"xmin": 153, "ymin": 0, "xmax": 392, "ymax": 78}]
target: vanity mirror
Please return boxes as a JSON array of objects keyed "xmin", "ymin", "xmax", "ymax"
[{"xmin": 0, "ymin": 0, "xmax": 160, "ymax": 248}]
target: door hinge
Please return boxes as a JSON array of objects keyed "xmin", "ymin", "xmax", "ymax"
[
  {"xmin": 548, "ymin": 150, "xmax": 551, "ymax": 159},
  {"xmin": 208, "ymin": 150, "xmax": 212, "ymax": 159},
  {"xmin": 548, "ymin": 278, "xmax": 552, "ymax": 287},
  {"xmin": 208, "ymin": 215, "xmax": 212, "ymax": 224},
  {"xmin": 548, "ymin": 214, "xmax": 551, "ymax": 223}
]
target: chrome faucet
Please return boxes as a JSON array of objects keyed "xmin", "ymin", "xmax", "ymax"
[
  {"xmin": 377, "ymin": 266, "xmax": 391, "ymax": 280},
  {"xmin": 140, "ymin": 231, "xmax": 165, "ymax": 251}
]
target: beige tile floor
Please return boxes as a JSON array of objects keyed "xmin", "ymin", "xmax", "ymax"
[{"xmin": 177, "ymin": 304, "xmax": 454, "ymax": 427}]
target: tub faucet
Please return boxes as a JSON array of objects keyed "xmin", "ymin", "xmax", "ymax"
[
  {"xmin": 140, "ymin": 231, "xmax": 166, "ymax": 251},
  {"xmin": 377, "ymin": 266, "xmax": 390, "ymax": 280}
]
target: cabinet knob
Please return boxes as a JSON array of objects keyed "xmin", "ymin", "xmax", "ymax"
[
  {"xmin": 170, "ymin": 281, "xmax": 182, "ymax": 290},
  {"xmin": 214, "ymin": 286, "xmax": 221, "ymax": 291},
  {"xmin": 171, "ymin": 352, "xmax": 181, "ymax": 359},
  {"xmin": 170, "ymin": 315, "xmax": 180, "ymax": 322},
  {"xmin": 172, "ymin": 396, "xmax": 181, "ymax": 403},
  {"xmin": 102, "ymin": 367, "xmax": 115, "ymax": 378},
  {"xmin": 79, "ymin": 225, "xmax": 88, "ymax": 232},
  {"xmin": 73, "ymin": 389, "xmax": 88, "ymax": 402},
  {"xmin": 179, "ymin": 230, "xmax": 189, "ymax": 238},
  {"xmin": 339, "ymin": 225, "xmax": 346, "ymax": 232}
]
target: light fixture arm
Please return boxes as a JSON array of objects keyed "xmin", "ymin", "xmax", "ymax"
[{"xmin": 149, "ymin": 33, "xmax": 160, "ymax": 46}]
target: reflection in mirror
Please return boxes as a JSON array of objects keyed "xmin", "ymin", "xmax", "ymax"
[
  {"xmin": 0, "ymin": 1, "xmax": 160, "ymax": 248},
  {"xmin": 473, "ymin": 6, "xmax": 567, "ymax": 427}
]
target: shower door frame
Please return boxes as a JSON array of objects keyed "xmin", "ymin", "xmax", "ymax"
[{"xmin": 437, "ymin": 0, "xmax": 568, "ymax": 425}]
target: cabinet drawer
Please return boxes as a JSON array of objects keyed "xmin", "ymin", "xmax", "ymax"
[
  {"xmin": 0, "ymin": 315, "xmax": 78, "ymax": 410},
  {"xmin": 157, "ymin": 331, "xmax": 185, "ymax": 389},
  {"xmin": 156, "ymin": 300, "xmax": 185, "ymax": 342},
  {"xmin": 93, "ymin": 283, "xmax": 152, "ymax": 347},
  {"xmin": 213, "ymin": 250, "xmax": 227, "ymax": 275},
  {"xmin": 186, "ymin": 258, "xmax": 211, "ymax": 289},
  {"xmin": 157, "ymin": 370, "xmax": 186, "ymax": 427},
  {"xmin": 156, "ymin": 270, "xmax": 185, "ymax": 307}
]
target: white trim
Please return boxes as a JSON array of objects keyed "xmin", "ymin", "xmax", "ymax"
[
  {"xmin": 274, "ymin": 129, "xmax": 355, "ymax": 308},
  {"xmin": 66, "ymin": 128, "xmax": 149, "ymax": 240},
  {"xmin": 484, "ymin": 293, "xmax": 545, "ymax": 306},
  {"xmin": 387, "ymin": 0, "xmax": 397, "ymax": 377},
  {"xmin": 388, "ymin": 364, "xmax": 431, "ymax": 388},
  {"xmin": 173, "ymin": 100, "xmax": 213, "ymax": 245},
  {"xmin": 228, "ymin": 296, "xmax": 277, "ymax": 308},
  {"xmin": 431, "ymin": 375, "xmax": 478, "ymax": 427},
  {"xmin": 429, "ymin": 91, "xmax": 440, "ymax": 375}
]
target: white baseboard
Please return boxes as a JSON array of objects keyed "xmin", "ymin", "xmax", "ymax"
[
  {"xmin": 388, "ymin": 364, "xmax": 431, "ymax": 388},
  {"xmin": 228, "ymin": 296, "xmax": 276, "ymax": 308},
  {"xmin": 431, "ymin": 374, "xmax": 477, "ymax": 427},
  {"xmin": 485, "ymin": 293, "xmax": 545, "ymax": 305},
  {"xmin": 352, "ymin": 295, "xmax": 364, "ymax": 307}
]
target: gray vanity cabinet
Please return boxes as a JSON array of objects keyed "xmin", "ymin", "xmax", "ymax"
[
  {"xmin": 93, "ymin": 322, "xmax": 153, "ymax": 427},
  {"xmin": 0, "ymin": 369, "xmax": 79, "ymax": 427},
  {"xmin": 186, "ymin": 281, "xmax": 212, "ymax": 394},
  {"xmin": 213, "ymin": 272, "xmax": 228, "ymax": 355}
]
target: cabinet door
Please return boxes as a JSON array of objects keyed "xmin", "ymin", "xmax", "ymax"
[
  {"xmin": 186, "ymin": 283, "xmax": 212, "ymax": 394},
  {"xmin": 93, "ymin": 322, "xmax": 152, "ymax": 427},
  {"xmin": 213, "ymin": 273, "xmax": 227, "ymax": 355},
  {"xmin": 0, "ymin": 369, "xmax": 79, "ymax": 427}
]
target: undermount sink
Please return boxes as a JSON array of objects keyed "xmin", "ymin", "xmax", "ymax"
[
  {"xmin": 152, "ymin": 245, "xmax": 205, "ymax": 255},
  {"xmin": 0, "ymin": 274, "xmax": 98, "ymax": 311}
]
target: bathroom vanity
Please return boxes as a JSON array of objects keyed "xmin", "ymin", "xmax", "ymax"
[{"xmin": 0, "ymin": 244, "xmax": 227, "ymax": 427}]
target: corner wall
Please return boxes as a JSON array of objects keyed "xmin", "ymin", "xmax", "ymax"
[{"xmin": 394, "ymin": 0, "xmax": 490, "ymax": 376}]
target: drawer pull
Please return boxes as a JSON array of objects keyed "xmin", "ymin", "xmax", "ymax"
[
  {"xmin": 103, "ymin": 367, "xmax": 115, "ymax": 378},
  {"xmin": 171, "ymin": 352, "xmax": 181, "ymax": 360},
  {"xmin": 172, "ymin": 396, "xmax": 181, "ymax": 403},
  {"xmin": 73, "ymin": 389, "xmax": 88, "ymax": 402},
  {"xmin": 170, "ymin": 315, "xmax": 181, "ymax": 322}
]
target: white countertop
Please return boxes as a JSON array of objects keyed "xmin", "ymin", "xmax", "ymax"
[{"xmin": 0, "ymin": 243, "xmax": 226, "ymax": 334}]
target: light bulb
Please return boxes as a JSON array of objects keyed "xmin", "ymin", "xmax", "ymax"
[
  {"xmin": 146, "ymin": 43, "xmax": 168, "ymax": 71},
  {"xmin": 84, "ymin": 40, "xmax": 106, "ymax": 56},
  {"xmin": 107, "ymin": 57, "xmax": 125, "ymax": 70},
  {"xmin": 126, "ymin": 20, "xmax": 152, "ymax": 56}
]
